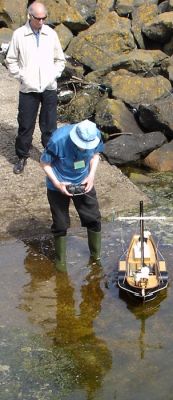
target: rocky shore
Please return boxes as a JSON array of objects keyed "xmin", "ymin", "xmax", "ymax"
[{"xmin": 0, "ymin": 64, "xmax": 149, "ymax": 239}]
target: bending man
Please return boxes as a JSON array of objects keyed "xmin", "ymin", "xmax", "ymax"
[{"xmin": 40, "ymin": 119, "xmax": 104, "ymax": 270}]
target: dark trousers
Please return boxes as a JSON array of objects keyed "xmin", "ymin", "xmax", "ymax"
[
  {"xmin": 16, "ymin": 90, "xmax": 57, "ymax": 158},
  {"xmin": 47, "ymin": 187, "xmax": 101, "ymax": 237}
]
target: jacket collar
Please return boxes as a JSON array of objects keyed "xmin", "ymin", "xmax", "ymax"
[{"xmin": 24, "ymin": 21, "xmax": 48, "ymax": 36}]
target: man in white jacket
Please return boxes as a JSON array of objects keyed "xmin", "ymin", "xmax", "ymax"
[{"xmin": 6, "ymin": 2, "xmax": 65, "ymax": 174}]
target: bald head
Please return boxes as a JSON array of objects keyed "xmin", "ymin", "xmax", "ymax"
[{"xmin": 28, "ymin": 2, "xmax": 47, "ymax": 15}]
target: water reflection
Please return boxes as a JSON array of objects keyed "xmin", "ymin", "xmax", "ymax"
[
  {"xmin": 119, "ymin": 290, "xmax": 167, "ymax": 360},
  {"xmin": 53, "ymin": 266, "xmax": 112, "ymax": 397},
  {"xmin": 19, "ymin": 239, "xmax": 112, "ymax": 399}
]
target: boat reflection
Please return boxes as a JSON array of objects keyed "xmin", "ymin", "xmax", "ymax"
[{"xmin": 119, "ymin": 289, "xmax": 167, "ymax": 359}]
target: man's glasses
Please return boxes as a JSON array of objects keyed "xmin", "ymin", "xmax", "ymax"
[{"xmin": 30, "ymin": 14, "xmax": 47, "ymax": 21}]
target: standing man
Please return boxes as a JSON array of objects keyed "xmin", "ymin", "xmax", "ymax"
[
  {"xmin": 6, "ymin": 2, "xmax": 65, "ymax": 174},
  {"xmin": 40, "ymin": 119, "xmax": 104, "ymax": 270}
]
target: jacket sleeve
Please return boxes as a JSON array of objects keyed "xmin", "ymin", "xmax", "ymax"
[
  {"xmin": 53, "ymin": 32, "xmax": 66, "ymax": 79},
  {"xmin": 6, "ymin": 32, "xmax": 21, "ymax": 80}
]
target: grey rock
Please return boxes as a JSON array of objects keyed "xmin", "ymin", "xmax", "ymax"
[
  {"xmin": 138, "ymin": 95, "xmax": 173, "ymax": 140},
  {"xmin": 103, "ymin": 131, "xmax": 167, "ymax": 165}
]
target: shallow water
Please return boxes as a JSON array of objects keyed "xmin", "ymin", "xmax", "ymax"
[{"xmin": 1, "ymin": 172, "xmax": 173, "ymax": 400}]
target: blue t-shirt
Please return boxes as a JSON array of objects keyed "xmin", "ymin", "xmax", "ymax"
[{"xmin": 40, "ymin": 123, "xmax": 104, "ymax": 191}]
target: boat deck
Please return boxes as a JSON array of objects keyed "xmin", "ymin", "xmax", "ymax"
[{"xmin": 126, "ymin": 275, "xmax": 159, "ymax": 289}]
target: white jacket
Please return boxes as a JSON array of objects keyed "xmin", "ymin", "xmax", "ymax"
[{"xmin": 6, "ymin": 21, "xmax": 66, "ymax": 93}]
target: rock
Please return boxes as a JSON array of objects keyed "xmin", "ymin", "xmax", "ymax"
[
  {"xmin": 62, "ymin": 55, "xmax": 84, "ymax": 79},
  {"xmin": 138, "ymin": 96, "xmax": 173, "ymax": 140},
  {"xmin": 67, "ymin": 0, "xmax": 97, "ymax": 19},
  {"xmin": 142, "ymin": 11, "xmax": 173, "ymax": 43},
  {"xmin": 128, "ymin": 172, "xmax": 153, "ymax": 184},
  {"xmin": 96, "ymin": 0, "xmax": 115, "ymax": 20},
  {"xmin": 95, "ymin": 160, "xmax": 150, "ymax": 218},
  {"xmin": 0, "ymin": 0, "xmax": 28, "ymax": 29},
  {"xmin": 66, "ymin": 11, "xmax": 135, "ymax": 70},
  {"xmin": 115, "ymin": 0, "xmax": 158, "ymax": 17},
  {"xmin": 95, "ymin": 98, "xmax": 144, "ymax": 134},
  {"xmin": 111, "ymin": 49, "xmax": 168, "ymax": 74},
  {"xmin": 158, "ymin": 1, "xmax": 169, "ymax": 13},
  {"xmin": 143, "ymin": 140, "xmax": 173, "ymax": 171},
  {"xmin": 115, "ymin": 0, "xmax": 135, "ymax": 16},
  {"xmin": 161, "ymin": 55, "xmax": 173, "ymax": 80},
  {"xmin": 132, "ymin": 3, "xmax": 158, "ymax": 49},
  {"xmin": 163, "ymin": 36, "xmax": 173, "ymax": 56},
  {"xmin": 103, "ymin": 70, "xmax": 172, "ymax": 107},
  {"xmin": 55, "ymin": 24, "xmax": 73, "ymax": 51},
  {"xmin": 103, "ymin": 131, "xmax": 167, "ymax": 165},
  {"xmin": 41, "ymin": 0, "xmax": 88, "ymax": 31}
]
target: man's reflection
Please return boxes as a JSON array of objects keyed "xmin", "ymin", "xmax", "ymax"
[{"xmin": 20, "ymin": 242, "xmax": 112, "ymax": 398}]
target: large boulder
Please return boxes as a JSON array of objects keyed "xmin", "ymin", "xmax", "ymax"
[
  {"xmin": 103, "ymin": 70, "xmax": 172, "ymax": 108},
  {"xmin": 143, "ymin": 141, "xmax": 173, "ymax": 171},
  {"xmin": 41, "ymin": 0, "xmax": 88, "ymax": 31},
  {"xmin": 67, "ymin": 0, "xmax": 97, "ymax": 19},
  {"xmin": 0, "ymin": 0, "xmax": 28, "ymax": 29},
  {"xmin": 131, "ymin": 3, "xmax": 158, "ymax": 49},
  {"xmin": 142, "ymin": 11, "xmax": 173, "ymax": 43},
  {"xmin": 95, "ymin": 0, "xmax": 115, "ymax": 20},
  {"xmin": 66, "ymin": 12, "xmax": 136, "ymax": 70},
  {"xmin": 112, "ymin": 49, "xmax": 168, "ymax": 74},
  {"xmin": 103, "ymin": 131, "xmax": 167, "ymax": 165},
  {"xmin": 55, "ymin": 24, "xmax": 73, "ymax": 51},
  {"xmin": 138, "ymin": 95, "xmax": 173, "ymax": 140},
  {"xmin": 95, "ymin": 98, "xmax": 144, "ymax": 134},
  {"xmin": 158, "ymin": 1, "xmax": 169, "ymax": 13},
  {"xmin": 115, "ymin": 0, "xmax": 135, "ymax": 16},
  {"xmin": 115, "ymin": 0, "xmax": 158, "ymax": 17}
]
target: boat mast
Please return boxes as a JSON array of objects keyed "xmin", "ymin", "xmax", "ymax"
[{"xmin": 140, "ymin": 201, "xmax": 144, "ymax": 268}]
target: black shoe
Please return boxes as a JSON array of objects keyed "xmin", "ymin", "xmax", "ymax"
[{"xmin": 13, "ymin": 158, "xmax": 27, "ymax": 174}]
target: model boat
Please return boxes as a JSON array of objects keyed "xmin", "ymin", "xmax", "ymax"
[{"xmin": 118, "ymin": 201, "xmax": 168, "ymax": 301}]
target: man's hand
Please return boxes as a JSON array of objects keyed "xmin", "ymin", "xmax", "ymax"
[
  {"xmin": 82, "ymin": 153, "xmax": 100, "ymax": 193},
  {"xmin": 40, "ymin": 162, "xmax": 73, "ymax": 196},
  {"xmin": 57, "ymin": 182, "xmax": 73, "ymax": 196},
  {"xmin": 82, "ymin": 173, "xmax": 94, "ymax": 193}
]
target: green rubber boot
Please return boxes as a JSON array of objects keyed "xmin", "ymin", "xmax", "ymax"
[
  {"xmin": 87, "ymin": 230, "xmax": 101, "ymax": 265},
  {"xmin": 54, "ymin": 236, "xmax": 67, "ymax": 272}
]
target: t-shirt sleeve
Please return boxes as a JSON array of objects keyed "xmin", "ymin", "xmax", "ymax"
[
  {"xmin": 40, "ymin": 138, "xmax": 59, "ymax": 164},
  {"xmin": 94, "ymin": 138, "xmax": 104, "ymax": 154}
]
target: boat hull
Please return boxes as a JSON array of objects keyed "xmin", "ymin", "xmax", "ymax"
[{"xmin": 118, "ymin": 272, "xmax": 168, "ymax": 302}]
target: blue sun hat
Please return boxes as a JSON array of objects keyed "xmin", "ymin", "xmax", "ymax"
[{"xmin": 70, "ymin": 119, "xmax": 100, "ymax": 149}]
